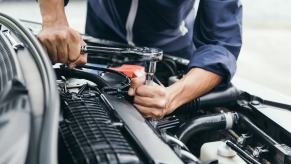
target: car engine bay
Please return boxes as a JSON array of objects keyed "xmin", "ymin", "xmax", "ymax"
[{"xmin": 1, "ymin": 13, "xmax": 291, "ymax": 164}]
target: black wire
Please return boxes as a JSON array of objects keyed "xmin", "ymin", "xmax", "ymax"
[
  {"xmin": 160, "ymin": 60, "xmax": 176, "ymax": 76},
  {"xmin": 55, "ymin": 67, "xmax": 109, "ymax": 88},
  {"xmin": 154, "ymin": 75, "xmax": 164, "ymax": 86},
  {"xmin": 79, "ymin": 64, "xmax": 131, "ymax": 90},
  {"xmin": 164, "ymin": 58, "xmax": 177, "ymax": 71}
]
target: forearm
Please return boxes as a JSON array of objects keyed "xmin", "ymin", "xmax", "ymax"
[
  {"xmin": 166, "ymin": 68, "xmax": 222, "ymax": 113},
  {"xmin": 39, "ymin": 0, "xmax": 68, "ymax": 27}
]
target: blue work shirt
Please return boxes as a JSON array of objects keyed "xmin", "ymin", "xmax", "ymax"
[{"xmin": 84, "ymin": 0, "xmax": 242, "ymax": 84}]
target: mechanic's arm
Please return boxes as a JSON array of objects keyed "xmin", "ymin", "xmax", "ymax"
[
  {"xmin": 38, "ymin": 0, "xmax": 86, "ymax": 68},
  {"xmin": 129, "ymin": 0, "xmax": 242, "ymax": 119},
  {"xmin": 129, "ymin": 68, "xmax": 222, "ymax": 119}
]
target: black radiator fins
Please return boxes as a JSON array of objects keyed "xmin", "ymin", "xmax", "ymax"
[{"xmin": 59, "ymin": 92, "xmax": 140, "ymax": 164}]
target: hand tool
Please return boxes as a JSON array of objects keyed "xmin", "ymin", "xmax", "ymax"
[
  {"xmin": 80, "ymin": 45, "xmax": 163, "ymax": 86},
  {"xmin": 80, "ymin": 45, "xmax": 163, "ymax": 127}
]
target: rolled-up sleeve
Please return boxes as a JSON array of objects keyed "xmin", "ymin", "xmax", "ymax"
[{"xmin": 190, "ymin": 0, "xmax": 242, "ymax": 84}]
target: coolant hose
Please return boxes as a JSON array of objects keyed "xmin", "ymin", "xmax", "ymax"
[
  {"xmin": 177, "ymin": 112, "xmax": 279, "ymax": 147},
  {"xmin": 55, "ymin": 67, "xmax": 109, "ymax": 88},
  {"xmin": 173, "ymin": 85, "xmax": 241, "ymax": 117},
  {"xmin": 177, "ymin": 112, "xmax": 235, "ymax": 143},
  {"xmin": 197, "ymin": 85, "xmax": 242, "ymax": 108}
]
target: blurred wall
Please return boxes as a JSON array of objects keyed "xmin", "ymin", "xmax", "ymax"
[
  {"xmin": 0, "ymin": 0, "xmax": 87, "ymax": 32},
  {"xmin": 236, "ymin": 0, "xmax": 291, "ymax": 97}
]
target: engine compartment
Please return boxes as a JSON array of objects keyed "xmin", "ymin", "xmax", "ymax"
[
  {"xmin": 1, "ymin": 13, "xmax": 291, "ymax": 164},
  {"xmin": 54, "ymin": 59, "xmax": 291, "ymax": 164}
]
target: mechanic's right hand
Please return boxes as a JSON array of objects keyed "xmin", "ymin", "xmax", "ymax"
[{"xmin": 37, "ymin": 25, "xmax": 87, "ymax": 68}]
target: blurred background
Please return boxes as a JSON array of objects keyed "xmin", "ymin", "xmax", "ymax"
[{"xmin": 0, "ymin": 0, "xmax": 290, "ymax": 97}]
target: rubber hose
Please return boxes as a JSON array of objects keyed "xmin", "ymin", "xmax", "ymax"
[
  {"xmin": 177, "ymin": 113, "xmax": 234, "ymax": 143},
  {"xmin": 55, "ymin": 68, "xmax": 109, "ymax": 88}
]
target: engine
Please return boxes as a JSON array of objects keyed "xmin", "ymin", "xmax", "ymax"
[
  {"xmin": 56, "ymin": 67, "xmax": 185, "ymax": 163},
  {"xmin": 1, "ymin": 13, "xmax": 291, "ymax": 164}
]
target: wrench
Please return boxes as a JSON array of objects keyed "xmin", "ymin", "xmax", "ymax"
[
  {"xmin": 80, "ymin": 45, "xmax": 163, "ymax": 85},
  {"xmin": 81, "ymin": 45, "xmax": 163, "ymax": 127}
]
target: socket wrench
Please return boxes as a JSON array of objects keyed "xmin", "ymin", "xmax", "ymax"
[
  {"xmin": 80, "ymin": 45, "xmax": 163, "ymax": 85},
  {"xmin": 81, "ymin": 45, "xmax": 163, "ymax": 127}
]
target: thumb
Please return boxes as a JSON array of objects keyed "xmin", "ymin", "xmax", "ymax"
[
  {"xmin": 68, "ymin": 53, "xmax": 87, "ymax": 68},
  {"xmin": 68, "ymin": 41, "xmax": 87, "ymax": 69},
  {"xmin": 128, "ymin": 74, "xmax": 145, "ymax": 96}
]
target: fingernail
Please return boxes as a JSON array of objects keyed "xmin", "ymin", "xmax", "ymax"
[{"xmin": 128, "ymin": 88, "xmax": 134, "ymax": 96}]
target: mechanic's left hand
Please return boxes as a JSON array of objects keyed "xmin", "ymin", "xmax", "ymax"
[{"xmin": 128, "ymin": 76, "xmax": 173, "ymax": 119}]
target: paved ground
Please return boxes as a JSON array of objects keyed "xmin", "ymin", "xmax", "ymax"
[{"xmin": 0, "ymin": 0, "xmax": 290, "ymax": 97}]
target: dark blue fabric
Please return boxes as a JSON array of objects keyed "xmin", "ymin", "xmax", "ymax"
[
  {"xmin": 191, "ymin": 0, "xmax": 242, "ymax": 84},
  {"xmin": 83, "ymin": 0, "xmax": 242, "ymax": 84}
]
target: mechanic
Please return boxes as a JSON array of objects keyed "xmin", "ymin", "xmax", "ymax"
[{"xmin": 37, "ymin": 0, "xmax": 242, "ymax": 119}]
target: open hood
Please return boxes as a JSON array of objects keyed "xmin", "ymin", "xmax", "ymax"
[{"xmin": 0, "ymin": 13, "xmax": 59, "ymax": 164}]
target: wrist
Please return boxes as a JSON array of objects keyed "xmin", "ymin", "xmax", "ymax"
[
  {"xmin": 43, "ymin": 18, "xmax": 68, "ymax": 27},
  {"xmin": 165, "ymin": 80, "xmax": 186, "ymax": 114},
  {"xmin": 39, "ymin": 0, "xmax": 68, "ymax": 27},
  {"xmin": 42, "ymin": 14, "xmax": 68, "ymax": 28},
  {"xmin": 164, "ymin": 68, "xmax": 222, "ymax": 115}
]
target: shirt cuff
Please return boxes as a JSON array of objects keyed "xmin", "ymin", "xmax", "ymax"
[{"xmin": 188, "ymin": 44, "xmax": 237, "ymax": 86}]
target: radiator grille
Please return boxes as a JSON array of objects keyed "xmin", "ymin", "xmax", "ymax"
[{"xmin": 59, "ymin": 91, "xmax": 140, "ymax": 164}]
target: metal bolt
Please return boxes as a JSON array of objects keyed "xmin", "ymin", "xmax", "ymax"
[{"xmin": 251, "ymin": 100, "xmax": 260, "ymax": 105}]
